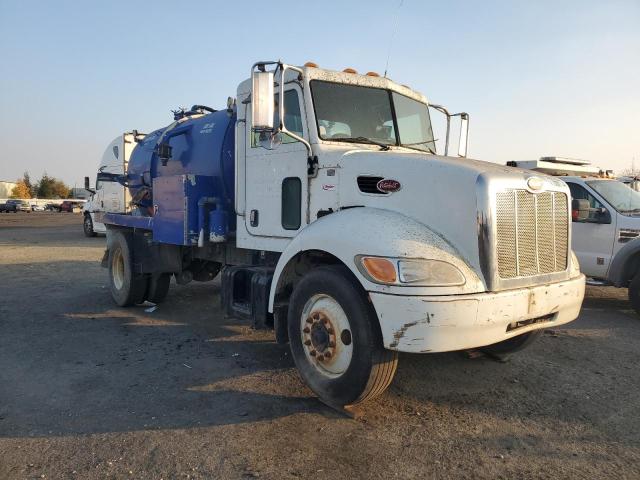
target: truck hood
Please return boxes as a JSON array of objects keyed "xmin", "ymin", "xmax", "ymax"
[{"xmin": 335, "ymin": 150, "xmax": 556, "ymax": 278}]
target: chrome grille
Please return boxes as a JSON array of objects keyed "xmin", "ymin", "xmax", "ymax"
[{"xmin": 495, "ymin": 190, "xmax": 568, "ymax": 278}]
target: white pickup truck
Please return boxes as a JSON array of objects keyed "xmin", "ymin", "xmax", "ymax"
[{"xmin": 509, "ymin": 157, "xmax": 640, "ymax": 314}]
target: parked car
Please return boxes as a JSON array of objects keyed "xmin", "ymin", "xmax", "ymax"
[
  {"xmin": 59, "ymin": 200, "xmax": 85, "ymax": 213},
  {"xmin": 0, "ymin": 199, "xmax": 31, "ymax": 213},
  {"xmin": 31, "ymin": 204, "xmax": 45, "ymax": 211},
  {"xmin": 44, "ymin": 203, "xmax": 61, "ymax": 211}
]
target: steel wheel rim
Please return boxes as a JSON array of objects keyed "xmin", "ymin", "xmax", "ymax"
[
  {"xmin": 112, "ymin": 249, "xmax": 125, "ymax": 290},
  {"xmin": 300, "ymin": 294, "xmax": 353, "ymax": 378},
  {"xmin": 84, "ymin": 216, "xmax": 91, "ymax": 232}
]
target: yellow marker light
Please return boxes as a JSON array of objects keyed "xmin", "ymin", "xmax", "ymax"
[
  {"xmin": 366, "ymin": 71, "xmax": 380, "ymax": 77},
  {"xmin": 343, "ymin": 68, "xmax": 358, "ymax": 74},
  {"xmin": 304, "ymin": 61, "xmax": 318, "ymax": 68},
  {"xmin": 361, "ymin": 257, "xmax": 397, "ymax": 284}
]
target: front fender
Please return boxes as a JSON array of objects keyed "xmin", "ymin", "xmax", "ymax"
[
  {"xmin": 268, "ymin": 207, "xmax": 485, "ymax": 311},
  {"xmin": 609, "ymin": 236, "xmax": 640, "ymax": 287}
]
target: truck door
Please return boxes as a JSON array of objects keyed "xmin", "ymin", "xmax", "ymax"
[
  {"xmin": 244, "ymin": 85, "xmax": 309, "ymax": 238},
  {"xmin": 566, "ymin": 181, "xmax": 616, "ymax": 279}
]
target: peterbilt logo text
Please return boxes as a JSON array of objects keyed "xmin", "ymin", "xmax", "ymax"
[{"xmin": 376, "ymin": 179, "xmax": 402, "ymax": 193}]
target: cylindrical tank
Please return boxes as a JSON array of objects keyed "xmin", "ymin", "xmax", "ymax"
[{"xmin": 127, "ymin": 109, "xmax": 236, "ymax": 214}]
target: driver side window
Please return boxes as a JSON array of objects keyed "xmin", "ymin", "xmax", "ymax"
[
  {"xmin": 251, "ymin": 89, "xmax": 303, "ymax": 148},
  {"xmin": 568, "ymin": 183, "xmax": 604, "ymax": 222}
]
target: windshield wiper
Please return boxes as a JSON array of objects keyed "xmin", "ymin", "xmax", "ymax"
[
  {"xmin": 334, "ymin": 136, "xmax": 391, "ymax": 151},
  {"xmin": 400, "ymin": 139, "xmax": 437, "ymax": 155}
]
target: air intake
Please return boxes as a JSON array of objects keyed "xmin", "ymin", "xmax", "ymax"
[{"xmin": 357, "ymin": 176, "xmax": 386, "ymax": 194}]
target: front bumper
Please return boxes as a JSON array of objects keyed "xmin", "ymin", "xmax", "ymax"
[{"xmin": 370, "ymin": 274, "xmax": 585, "ymax": 353}]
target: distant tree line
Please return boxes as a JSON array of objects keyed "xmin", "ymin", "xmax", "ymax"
[{"xmin": 9, "ymin": 171, "xmax": 71, "ymax": 199}]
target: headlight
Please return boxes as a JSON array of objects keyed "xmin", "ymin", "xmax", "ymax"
[
  {"xmin": 357, "ymin": 256, "xmax": 466, "ymax": 286},
  {"xmin": 398, "ymin": 259, "xmax": 465, "ymax": 285}
]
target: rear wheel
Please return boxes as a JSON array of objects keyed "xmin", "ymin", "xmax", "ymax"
[
  {"xmin": 288, "ymin": 265, "xmax": 398, "ymax": 407},
  {"xmin": 108, "ymin": 231, "xmax": 147, "ymax": 306},
  {"xmin": 83, "ymin": 214, "xmax": 96, "ymax": 237},
  {"xmin": 145, "ymin": 273, "xmax": 171, "ymax": 304},
  {"xmin": 628, "ymin": 273, "xmax": 640, "ymax": 315},
  {"xmin": 481, "ymin": 330, "xmax": 542, "ymax": 357}
]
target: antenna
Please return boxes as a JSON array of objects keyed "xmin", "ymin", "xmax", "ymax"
[{"xmin": 384, "ymin": 0, "xmax": 404, "ymax": 78}]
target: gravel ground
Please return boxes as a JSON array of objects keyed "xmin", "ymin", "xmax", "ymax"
[{"xmin": 1, "ymin": 212, "xmax": 639, "ymax": 479}]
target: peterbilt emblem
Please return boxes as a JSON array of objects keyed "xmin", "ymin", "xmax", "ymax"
[
  {"xmin": 527, "ymin": 176, "xmax": 544, "ymax": 191},
  {"xmin": 376, "ymin": 179, "xmax": 402, "ymax": 193}
]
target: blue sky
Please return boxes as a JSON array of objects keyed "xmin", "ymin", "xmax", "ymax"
[{"xmin": 0, "ymin": 0, "xmax": 638, "ymax": 187}]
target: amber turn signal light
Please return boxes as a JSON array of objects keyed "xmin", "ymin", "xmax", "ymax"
[{"xmin": 361, "ymin": 257, "xmax": 397, "ymax": 283}]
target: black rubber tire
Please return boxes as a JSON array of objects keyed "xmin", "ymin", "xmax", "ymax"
[
  {"xmin": 145, "ymin": 273, "xmax": 171, "ymax": 304},
  {"xmin": 628, "ymin": 273, "xmax": 640, "ymax": 315},
  {"xmin": 108, "ymin": 231, "xmax": 148, "ymax": 307},
  {"xmin": 288, "ymin": 265, "xmax": 398, "ymax": 407},
  {"xmin": 481, "ymin": 330, "xmax": 543, "ymax": 356},
  {"xmin": 83, "ymin": 214, "xmax": 97, "ymax": 237}
]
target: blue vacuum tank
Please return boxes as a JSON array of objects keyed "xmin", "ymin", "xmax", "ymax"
[{"xmin": 126, "ymin": 107, "xmax": 236, "ymax": 245}]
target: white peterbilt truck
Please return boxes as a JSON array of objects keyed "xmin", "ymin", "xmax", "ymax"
[{"xmin": 98, "ymin": 61, "xmax": 585, "ymax": 409}]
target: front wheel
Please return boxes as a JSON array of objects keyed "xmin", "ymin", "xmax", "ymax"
[
  {"xmin": 288, "ymin": 265, "xmax": 398, "ymax": 407},
  {"xmin": 83, "ymin": 214, "xmax": 97, "ymax": 237},
  {"xmin": 628, "ymin": 273, "xmax": 640, "ymax": 315},
  {"xmin": 481, "ymin": 330, "xmax": 542, "ymax": 357}
]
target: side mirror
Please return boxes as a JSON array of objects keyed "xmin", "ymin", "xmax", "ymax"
[
  {"xmin": 571, "ymin": 199, "xmax": 590, "ymax": 222},
  {"xmin": 84, "ymin": 176, "xmax": 95, "ymax": 194},
  {"xmin": 251, "ymin": 71, "xmax": 274, "ymax": 131},
  {"xmin": 596, "ymin": 207, "xmax": 612, "ymax": 224},
  {"xmin": 458, "ymin": 113, "xmax": 469, "ymax": 158}
]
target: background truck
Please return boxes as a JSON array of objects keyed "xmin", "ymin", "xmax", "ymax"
[
  {"xmin": 509, "ymin": 156, "xmax": 640, "ymax": 315},
  {"xmin": 98, "ymin": 61, "xmax": 585, "ymax": 409},
  {"xmin": 82, "ymin": 132, "xmax": 139, "ymax": 236},
  {"xmin": 0, "ymin": 199, "xmax": 31, "ymax": 213}
]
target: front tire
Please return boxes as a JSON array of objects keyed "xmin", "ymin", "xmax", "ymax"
[
  {"xmin": 628, "ymin": 273, "xmax": 640, "ymax": 315},
  {"xmin": 288, "ymin": 265, "xmax": 398, "ymax": 407},
  {"xmin": 108, "ymin": 231, "xmax": 147, "ymax": 306},
  {"xmin": 481, "ymin": 330, "xmax": 542, "ymax": 356},
  {"xmin": 83, "ymin": 214, "xmax": 97, "ymax": 237}
]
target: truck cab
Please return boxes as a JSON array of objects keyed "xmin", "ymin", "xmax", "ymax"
[
  {"xmin": 83, "ymin": 132, "xmax": 138, "ymax": 236},
  {"xmin": 100, "ymin": 62, "xmax": 585, "ymax": 409},
  {"xmin": 508, "ymin": 156, "xmax": 640, "ymax": 314}
]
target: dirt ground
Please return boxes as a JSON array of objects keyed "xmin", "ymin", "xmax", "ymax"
[{"xmin": 1, "ymin": 212, "xmax": 638, "ymax": 479}]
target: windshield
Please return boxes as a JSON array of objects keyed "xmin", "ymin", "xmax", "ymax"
[
  {"xmin": 587, "ymin": 180, "xmax": 640, "ymax": 215},
  {"xmin": 310, "ymin": 80, "xmax": 435, "ymax": 153}
]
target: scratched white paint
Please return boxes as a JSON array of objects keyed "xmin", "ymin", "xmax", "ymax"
[{"xmin": 372, "ymin": 273, "xmax": 585, "ymax": 353}]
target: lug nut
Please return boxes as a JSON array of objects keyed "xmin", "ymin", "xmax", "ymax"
[
  {"xmin": 303, "ymin": 327, "xmax": 310, "ymax": 334},
  {"xmin": 317, "ymin": 354, "xmax": 325, "ymax": 361},
  {"xmin": 304, "ymin": 340, "xmax": 311, "ymax": 346},
  {"xmin": 327, "ymin": 327, "xmax": 334, "ymax": 334},
  {"xmin": 310, "ymin": 350, "xmax": 316, "ymax": 356},
  {"xmin": 321, "ymin": 317, "xmax": 328, "ymax": 324},
  {"xmin": 324, "ymin": 351, "xmax": 332, "ymax": 358},
  {"xmin": 306, "ymin": 318, "xmax": 313, "ymax": 324}
]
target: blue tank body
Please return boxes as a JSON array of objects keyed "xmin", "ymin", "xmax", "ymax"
[
  {"xmin": 124, "ymin": 109, "xmax": 237, "ymax": 245},
  {"xmin": 128, "ymin": 109, "xmax": 236, "ymax": 206}
]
